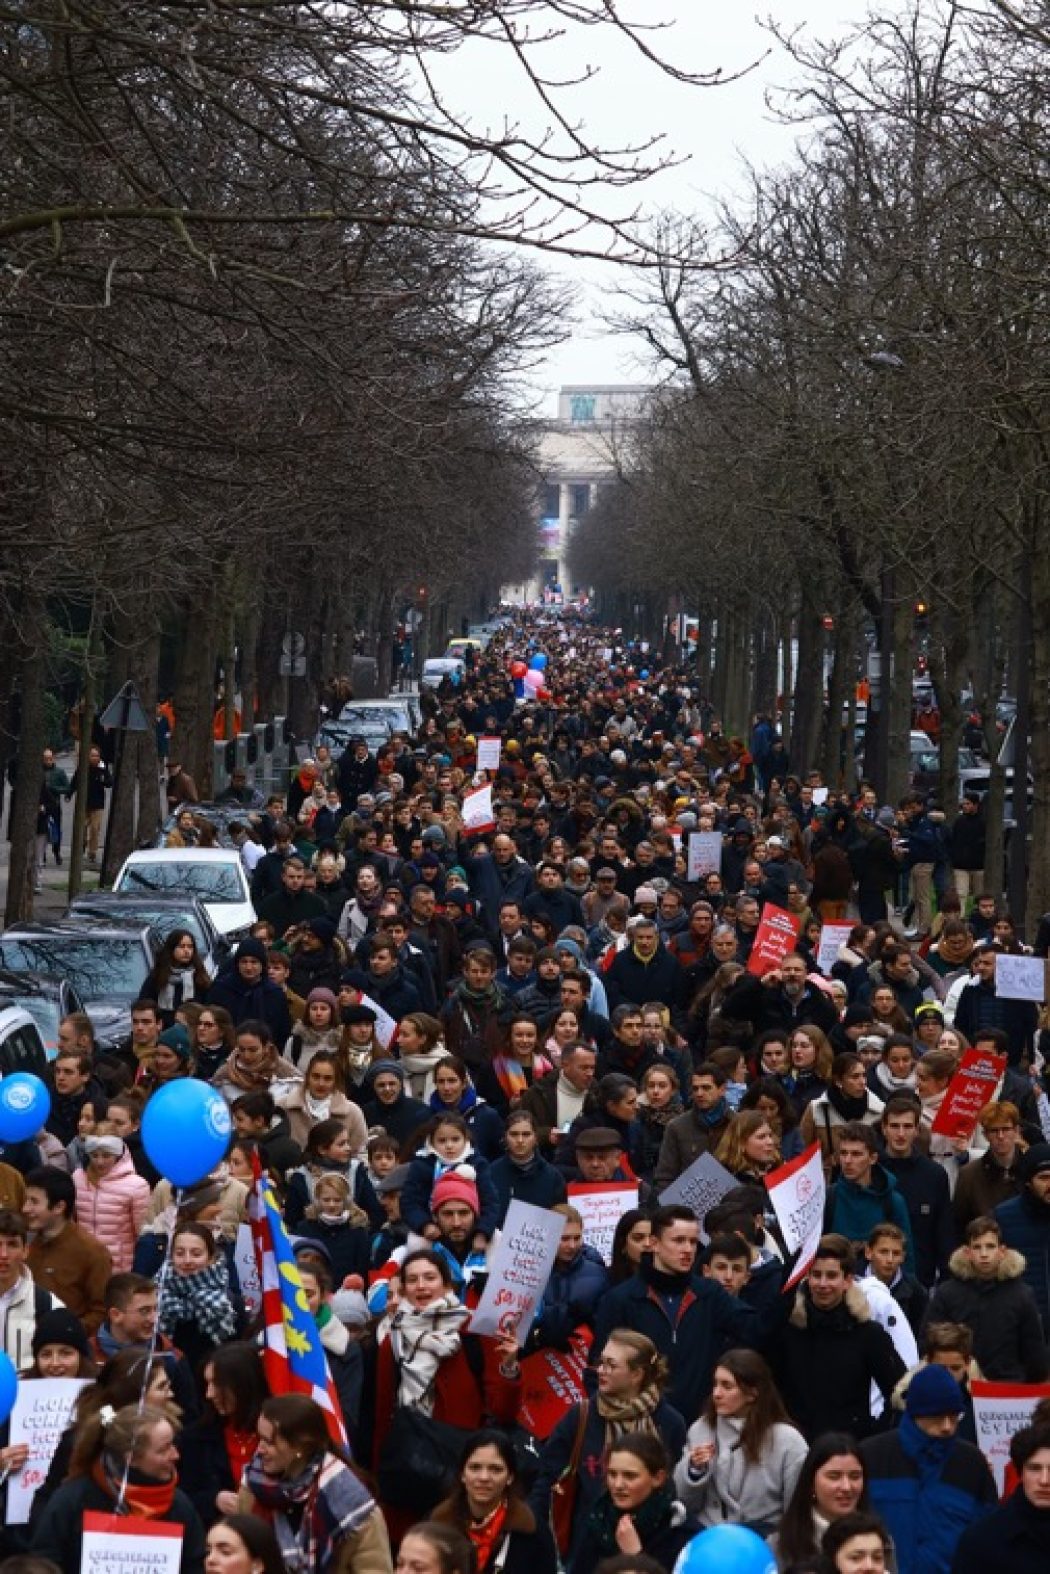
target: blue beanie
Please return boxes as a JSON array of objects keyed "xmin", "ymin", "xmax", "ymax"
[{"xmin": 906, "ymin": 1364, "xmax": 964, "ymax": 1418}]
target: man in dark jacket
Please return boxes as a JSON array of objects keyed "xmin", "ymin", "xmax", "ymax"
[
  {"xmin": 951, "ymin": 1422, "xmax": 1050, "ymax": 1574},
  {"xmin": 605, "ymin": 919, "xmax": 685, "ymax": 1011},
  {"xmin": 955, "ymin": 948, "xmax": 1038, "ymax": 1067},
  {"xmin": 947, "ymin": 794, "xmax": 987, "ymax": 902},
  {"xmin": 464, "ymin": 833, "xmax": 535, "ymax": 938},
  {"xmin": 824, "ymin": 1122, "xmax": 916, "ymax": 1274},
  {"xmin": 653, "ymin": 1063, "xmax": 733, "ymax": 1190},
  {"xmin": 206, "ymin": 937, "xmax": 292, "ymax": 1044},
  {"xmin": 529, "ymin": 1204, "xmax": 608, "ymax": 1349},
  {"xmin": 860, "ymin": 1365, "xmax": 996, "ymax": 1574},
  {"xmin": 774, "ymin": 1234, "xmax": 906, "ymax": 1440},
  {"xmin": 997, "ymin": 1143, "xmax": 1050, "ymax": 1336},
  {"xmin": 523, "ymin": 861, "xmax": 584, "ymax": 933},
  {"xmin": 851, "ymin": 808, "xmax": 902, "ymax": 925},
  {"xmin": 880, "ymin": 1095, "xmax": 954, "ymax": 1286},
  {"xmin": 925, "ymin": 1214, "xmax": 1048, "ymax": 1382},
  {"xmin": 255, "ymin": 855, "xmax": 327, "ymax": 939},
  {"xmin": 343, "ymin": 934, "xmax": 423, "ymax": 1023},
  {"xmin": 721, "ymin": 952, "xmax": 839, "ymax": 1038}
]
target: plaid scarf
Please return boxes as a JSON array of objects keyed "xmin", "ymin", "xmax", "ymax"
[
  {"xmin": 389, "ymin": 1292, "xmax": 470, "ymax": 1413},
  {"xmin": 596, "ymin": 1378, "xmax": 663, "ymax": 1444},
  {"xmin": 244, "ymin": 1451, "xmax": 376, "ymax": 1574},
  {"xmin": 157, "ymin": 1257, "xmax": 237, "ymax": 1346}
]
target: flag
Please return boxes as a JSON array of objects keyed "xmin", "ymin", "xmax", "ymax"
[{"xmin": 249, "ymin": 1156, "xmax": 347, "ymax": 1445}]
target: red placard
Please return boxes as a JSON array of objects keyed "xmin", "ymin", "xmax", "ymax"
[
  {"xmin": 519, "ymin": 1328, "xmax": 592, "ymax": 1439},
  {"xmin": 746, "ymin": 903, "xmax": 802, "ymax": 976},
  {"xmin": 930, "ymin": 1050, "xmax": 1007, "ymax": 1140}
]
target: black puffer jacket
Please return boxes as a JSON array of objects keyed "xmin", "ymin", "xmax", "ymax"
[{"xmin": 924, "ymin": 1245, "xmax": 1048, "ymax": 1382}]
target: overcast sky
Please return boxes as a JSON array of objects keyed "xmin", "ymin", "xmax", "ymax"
[{"xmin": 432, "ymin": 3, "xmax": 891, "ymax": 410}]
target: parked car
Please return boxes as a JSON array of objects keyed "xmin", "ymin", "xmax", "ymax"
[
  {"xmin": 421, "ymin": 657, "xmax": 465, "ymax": 690},
  {"xmin": 315, "ymin": 696, "xmax": 421, "ymax": 758},
  {"xmin": 0, "ymin": 971, "xmax": 87, "ymax": 1060},
  {"xmin": 66, "ymin": 891, "xmax": 230, "ymax": 976},
  {"xmin": 0, "ymin": 920, "xmax": 154, "ymax": 1055},
  {"xmin": 0, "ymin": 1008, "xmax": 49, "ymax": 1078},
  {"xmin": 157, "ymin": 801, "xmax": 266, "ymax": 848},
  {"xmin": 113, "ymin": 848, "xmax": 256, "ymax": 941}
]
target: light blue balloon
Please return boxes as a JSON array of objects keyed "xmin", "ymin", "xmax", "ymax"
[
  {"xmin": 142, "ymin": 1080, "xmax": 232, "ymax": 1187},
  {"xmin": 640, "ymin": 669, "xmax": 650, "ymax": 679},
  {"xmin": 0, "ymin": 1073, "xmax": 50, "ymax": 1143},
  {"xmin": 529, "ymin": 653, "xmax": 549, "ymax": 670},
  {"xmin": 0, "ymin": 1352, "xmax": 16, "ymax": 1425},
  {"xmin": 675, "ymin": 1525, "xmax": 776, "ymax": 1574}
]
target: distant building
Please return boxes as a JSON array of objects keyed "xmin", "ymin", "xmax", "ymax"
[{"xmin": 505, "ymin": 384, "xmax": 651, "ymax": 603}]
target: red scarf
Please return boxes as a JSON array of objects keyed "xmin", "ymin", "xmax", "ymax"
[
  {"xmin": 92, "ymin": 1457, "xmax": 177, "ymax": 1519},
  {"xmin": 467, "ymin": 1501, "xmax": 509, "ymax": 1574}
]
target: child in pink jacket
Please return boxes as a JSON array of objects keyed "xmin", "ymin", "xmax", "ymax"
[{"xmin": 72, "ymin": 1130, "xmax": 151, "ymax": 1272}]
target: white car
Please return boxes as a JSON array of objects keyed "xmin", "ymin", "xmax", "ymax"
[
  {"xmin": 421, "ymin": 657, "xmax": 465, "ymax": 690},
  {"xmin": 113, "ymin": 848, "xmax": 256, "ymax": 941}
]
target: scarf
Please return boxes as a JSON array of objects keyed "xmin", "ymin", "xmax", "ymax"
[
  {"xmin": 388, "ymin": 1292, "xmax": 470, "ymax": 1412},
  {"xmin": 490, "ymin": 1054, "xmax": 528, "ymax": 1102},
  {"xmin": 93, "ymin": 1454, "xmax": 177, "ymax": 1520},
  {"xmin": 587, "ymin": 1481, "xmax": 677, "ymax": 1558},
  {"xmin": 826, "ymin": 1083, "xmax": 870, "ymax": 1122},
  {"xmin": 304, "ymin": 1090, "xmax": 333, "ymax": 1123},
  {"xmin": 430, "ymin": 1084, "xmax": 478, "ymax": 1116},
  {"xmin": 157, "ymin": 1257, "xmax": 238, "ymax": 1346},
  {"xmin": 695, "ymin": 1097, "xmax": 729, "ymax": 1128},
  {"xmin": 641, "ymin": 1096, "xmax": 684, "ymax": 1131},
  {"xmin": 218, "ymin": 1045, "xmax": 278, "ymax": 1092},
  {"xmin": 596, "ymin": 1380, "xmax": 663, "ymax": 1444},
  {"xmin": 467, "ymin": 1500, "xmax": 509, "ymax": 1574},
  {"xmin": 244, "ymin": 1450, "xmax": 375, "ymax": 1573},
  {"xmin": 156, "ymin": 967, "xmax": 198, "ymax": 1014}
]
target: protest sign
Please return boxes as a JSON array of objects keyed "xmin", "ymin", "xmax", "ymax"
[
  {"xmin": 815, "ymin": 922, "xmax": 853, "ymax": 977},
  {"xmin": 765, "ymin": 1141, "xmax": 826, "ymax": 1289},
  {"xmin": 995, "ymin": 954, "xmax": 1046, "ymax": 1003},
  {"xmin": 812, "ymin": 787, "xmax": 829, "ymax": 806},
  {"xmin": 476, "ymin": 736, "xmax": 502, "ymax": 773},
  {"xmin": 234, "ymin": 1222, "xmax": 262, "ymax": 1320},
  {"xmin": 81, "ymin": 1513, "xmax": 183, "ymax": 1574},
  {"xmin": 519, "ymin": 1327, "xmax": 592, "ymax": 1439},
  {"xmin": 747, "ymin": 904, "xmax": 803, "ymax": 977},
  {"xmin": 931, "ymin": 1050, "xmax": 1007, "ymax": 1139},
  {"xmin": 470, "ymin": 1200, "xmax": 566, "ymax": 1342},
  {"xmin": 659, "ymin": 1151, "xmax": 737, "ymax": 1240},
  {"xmin": 356, "ymin": 991, "xmax": 398, "ymax": 1052},
  {"xmin": 6, "ymin": 1377, "xmax": 89, "ymax": 1524},
  {"xmin": 568, "ymin": 1182, "xmax": 638, "ymax": 1264},
  {"xmin": 462, "ymin": 783, "xmax": 495, "ymax": 834},
  {"xmin": 971, "ymin": 1380, "xmax": 1050, "ymax": 1494},
  {"xmin": 687, "ymin": 832, "xmax": 723, "ymax": 882}
]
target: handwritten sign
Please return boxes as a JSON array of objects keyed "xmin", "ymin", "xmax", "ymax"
[
  {"xmin": 567, "ymin": 1182, "xmax": 638, "ymax": 1264},
  {"xmin": 81, "ymin": 1512, "xmax": 183, "ymax": 1574},
  {"xmin": 234, "ymin": 1222, "xmax": 262, "ymax": 1320},
  {"xmin": 971, "ymin": 1380, "xmax": 1050, "ymax": 1494},
  {"xmin": 462, "ymin": 783, "xmax": 495, "ymax": 834},
  {"xmin": 931, "ymin": 1051, "xmax": 1007, "ymax": 1140},
  {"xmin": 747, "ymin": 903, "xmax": 802, "ymax": 977},
  {"xmin": 6, "ymin": 1376, "xmax": 89, "ymax": 1524},
  {"xmin": 687, "ymin": 832, "xmax": 723, "ymax": 882},
  {"xmin": 995, "ymin": 954, "xmax": 1046, "ymax": 1003},
  {"xmin": 476, "ymin": 737, "xmax": 502, "ymax": 773},
  {"xmin": 764, "ymin": 1141, "xmax": 826, "ymax": 1289},
  {"xmin": 659, "ymin": 1151, "xmax": 737, "ymax": 1241},
  {"xmin": 815, "ymin": 922, "xmax": 853, "ymax": 977},
  {"xmin": 519, "ymin": 1328, "xmax": 592, "ymax": 1439},
  {"xmin": 470, "ymin": 1199, "xmax": 566, "ymax": 1341}
]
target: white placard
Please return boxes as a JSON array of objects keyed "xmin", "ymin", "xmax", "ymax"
[
  {"xmin": 659, "ymin": 1151, "xmax": 737, "ymax": 1242},
  {"xmin": 567, "ymin": 1183, "xmax": 638, "ymax": 1264},
  {"xmin": 81, "ymin": 1512, "xmax": 183, "ymax": 1574},
  {"xmin": 476, "ymin": 736, "xmax": 502, "ymax": 773},
  {"xmin": 816, "ymin": 922, "xmax": 853, "ymax": 977},
  {"xmin": 971, "ymin": 1380, "xmax": 1050, "ymax": 1493},
  {"xmin": 357, "ymin": 990, "xmax": 398, "ymax": 1050},
  {"xmin": 687, "ymin": 832, "xmax": 723, "ymax": 882},
  {"xmin": 462, "ymin": 783, "xmax": 495, "ymax": 833},
  {"xmin": 470, "ymin": 1200, "xmax": 566, "ymax": 1341},
  {"xmin": 994, "ymin": 954, "xmax": 1046, "ymax": 1003},
  {"xmin": 811, "ymin": 787, "xmax": 829, "ymax": 806},
  {"xmin": 234, "ymin": 1222, "xmax": 262, "ymax": 1319},
  {"xmin": 7, "ymin": 1377, "xmax": 89, "ymax": 1524},
  {"xmin": 764, "ymin": 1141, "xmax": 826, "ymax": 1289}
]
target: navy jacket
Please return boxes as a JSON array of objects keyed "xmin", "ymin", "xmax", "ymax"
[
  {"xmin": 951, "ymin": 1483, "xmax": 1050, "ymax": 1574},
  {"xmin": 400, "ymin": 1149, "xmax": 501, "ymax": 1239},
  {"xmin": 489, "ymin": 1153, "xmax": 567, "ymax": 1221},
  {"xmin": 861, "ymin": 1415, "xmax": 996, "ymax": 1574},
  {"xmin": 531, "ymin": 1243, "xmax": 608, "ymax": 1347},
  {"xmin": 996, "ymin": 1189, "xmax": 1050, "ymax": 1334},
  {"xmin": 882, "ymin": 1149, "xmax": 954, "ymax": 1287}
]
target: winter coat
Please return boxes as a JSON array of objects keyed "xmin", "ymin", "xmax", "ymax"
[
  {"xmin": 530, "ymin": 1244, "xmax": 608, "ymax": 1347},
  {"xmin": 926, "ymin": 1247, "xmax": 1049, "ymax": 1382},
  {"xmin": 605, "ymin": 944, "xmax": 685, "ymax": 1012},
  {"xmin": 997, "ymin": 1189, "xmax": 1050, "ymax": 1333},
  {"xmin": 285, "ymin": 1158, "xmax": 382, "ymax": 1231},
  {"xmin": 400, "ymin": 1148, "xmax": 501, "ymax": 1239},
  {"xmin": 721, "ymin": 972, "xmax": 839, "ymax": 1038},
  {"xmin": 773, "ymin": 1282, "xmax": 906, "ymax": 1441},
  {"xmin": 371, "ymin": 1325, "xmax": 520, "ymax": 1463},
  {"xmin": 207, "ymin": 963, "xmax": 292, "ymax": 1045},
  {"xmin": 953, "ymin": 1148, "xmax": 1023, "ymax": 1233},
  {"xmin": 653, "ymin": 1106, "xmax": 734, "ymax": 1192},
  {"xmin": 276, "ymin": 1085, "xmax": 367, "ymax": 1154},
  {"xmin": 73, "ymin": 1150, "xmax": 150, "ymax": 1272},
  {"xmin": 674, "ymin": 1414, "xmax": 808, "ymax": 1533},
  {"xmin": 464, "ymin": 847, "xmax": 536, "ymax": 937},
  {"xmin": 294, "ymin": 1215, "xmax": 372, "ymax": 1286},
  {"xmin": 950, "ymin": 1483, "xmax": 1050, "ymax": 1574},
  {"xmin": 861, "ymin": 1415, "xmax": 997, "ymax": 1574},
  {"xmin": 433, "ymin": 1495, "xmax": 556, "ymax": 1574},
  {"xmin": 801, "ymin": 1089, "xmax": 886, "ymax": 1166},
  {"xmin": 569, "ymin": 1494, "xmax": 697, "ymax": 1574},
  {"xmin": 489, "ymin": 1153, "xmax": 567, "ymax": 1220},
  {"xmin": 882, "ymin": 1151, "xmax": 954, "ymax": 1288},
  {"xmin": 954, "ymin": 979, "xmax": 1038, "ymax": 1066},
  {"xmin": 32, "ymin": 1470, "xmax": 206, "ymax": 1574},
  {"xmin": 429, "ymin": 1096, "xmax": 506, "ymax": 1163},
  {"xmin": 824, "ymin": 1163, "xmax": 917, "ymax": 1274},
  {"xmin": 342, "ymin": 964, "xmax": 423, "ymax": 1024}
]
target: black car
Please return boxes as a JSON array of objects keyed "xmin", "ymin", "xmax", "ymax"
[
  {"xmin": 0, "ymin": 920, "xmax": 154, "ymax": 1055},
  {"xmin": 0, "ymin": 970, "xmax": 87, "ymax": 1059},
  {"xmin": 65, "ymin": 891, "xmax": 231, "ymax": 976}
]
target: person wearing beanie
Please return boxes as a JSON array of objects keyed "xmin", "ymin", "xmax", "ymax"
[
  {"xmin": 860, "ymin": 1362, "xmax": 997, "ymax": 1574},
  {"xmin": 137, "ymin": 1023, "xmax": 193, "ymax": 1093},
  {"xmin": 997, "ymin": 1143, "xmax": 1050, "ymax": 1335},
  {"xmin": 24, "ymin": 1166, "xmax": 112, "ymax": 1333},
  {"xmin": 206, "ymin": 936, "xmax": 292, "ymax": 1045},
  {"xmin": 30, "ymin": 1306, "xmax": 94, "ymax": 1372},
  {"xmin": 284, "ymin": 986, "xmax": 343, "ymax": 1073},
  {"xmin": 359, "ymin": 1060, "xmax": 431, "ymax": 1148},
  {"xmin": 286, "ymin": 914, "xmax": 343, "ymax": 998}
]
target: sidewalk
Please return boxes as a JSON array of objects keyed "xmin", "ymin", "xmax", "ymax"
[{"xmin": 1, "ymin": 751, "xmax": 108, "ymax": 923}]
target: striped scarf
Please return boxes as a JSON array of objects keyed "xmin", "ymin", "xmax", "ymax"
[{"xmin": 244, "ymin": 1450, "xmax": 375, "ymax": 1574}]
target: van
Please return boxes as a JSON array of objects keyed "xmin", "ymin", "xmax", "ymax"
[{"xmin": 0, "ymin": 1007, "xmax": 48, "ymax": 1078}]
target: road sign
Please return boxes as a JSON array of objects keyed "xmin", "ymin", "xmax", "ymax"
[
  {"xmin": 98, "ymin": 681, "xmax": 149, "ymax": 732},
  {"xmin": 281, "ymin": 632, "xmax": 305, "ymax": 659},
  {"xmin": 278, "ymin": 655, "xmax": 306, "ymax": 677}
]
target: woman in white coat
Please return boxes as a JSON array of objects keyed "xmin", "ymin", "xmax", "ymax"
[{"xmin": 674, "ymin": 1348, "xmax": 808, "ymax": 1537}]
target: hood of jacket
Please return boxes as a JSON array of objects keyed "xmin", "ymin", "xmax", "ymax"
[
  {"xmin": 947, "ymin": 1244, "xmax": 1026, "ymax": 1282},
  {"xmin": 790, "ymin": 1281, "xmax": 871, "ymax": 1330}
]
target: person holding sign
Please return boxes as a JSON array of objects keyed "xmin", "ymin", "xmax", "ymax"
[
  {"xmin": 954, "ymin": 948, "xmax": 1039, "ymax": 1067},
  {"xmin": 31, "ymin": 1402, "xmax": 206, "ymax": 1574}
]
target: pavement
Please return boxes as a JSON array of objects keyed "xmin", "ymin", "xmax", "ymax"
[{"xmin": 0, "ymin": 750, "xmax": 110, "ymax": 923}]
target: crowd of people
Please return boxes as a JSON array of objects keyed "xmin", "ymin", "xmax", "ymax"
[{"xmin": 2, "ymin": 611, "xmax": 1050, "ymax": 1574}]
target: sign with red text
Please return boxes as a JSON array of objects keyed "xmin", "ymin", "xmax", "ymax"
[
  {"xmin": 687, "ymin": 832, "xmax": 723, "ymax": 882},
  {"xmin": 930, "ymin": 1051, "xmax": 1007, "ymax": 1140},
  {"xmin": 568, "ymin": 1182, "xmax": 638, "ymax": 1264},
  {"xmin": 476, "ymin": 737, "xmax": 502, "ymax": 773},
  {"xmin": 764, "ymin": 1141, "xmax": 826, "ymax": 1289},
  {"xmin": 971, "ymin": 1380, "xmax": 1050, "ymax": 1494},
  {"xmin": 519, "ymin": 1328, "xmax": 592, "ymax": 1438},
  {"xmin": 81, "ymin": 1513, "xmax": 183, "ymax": 1574},
  {"xmin": 462, "ymin": 783, "xmax": 495, "ymax": 834},
  {"xmin": 747, "ymin": 903, "xmax": 802, "ymax": 977},
  {"xmin": 816, "ymin": 923, "xmax": 853, "ymax": 977},
  {"xmin": 470, "ymin": 1200, "xmax": 567, "ymax": 1342},
  {"xmin": 7, "ymin": 1377, "xmax": 89, "ymax": 1524}
]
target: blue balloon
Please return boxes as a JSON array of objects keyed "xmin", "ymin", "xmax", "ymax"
[
  {"xmin": 529, "ymin": 653, "xmax": 548, "ymax": 671},
  {"xmin": 675, "ymin": 1526, "xmax": 775, "ymax": 1574},
  {"xmin": 640, "ymin": 669, "xmax": 650, "ymax": 679},
  {"xmin": 0, "ymin": 1353, "xmax": 16, "ymax": 1425},
  {"xmin": 142, "ymin": 1080, "xmax": 232, "ymax": 1188},
  {"xmin": 0, "ymin": 1073, "xmax": 50, "ymax": 1143}
]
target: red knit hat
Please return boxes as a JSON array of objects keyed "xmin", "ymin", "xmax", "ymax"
[{"xmin": 430, "ymin": 1164, "xmax": 480, "ymax": 1217}]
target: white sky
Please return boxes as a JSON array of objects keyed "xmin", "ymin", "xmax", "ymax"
[{"xmin": 431, "ymin": 2, "xmax": 888, "ymax": 411}]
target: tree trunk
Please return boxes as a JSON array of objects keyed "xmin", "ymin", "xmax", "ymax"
[
  {"xmin": 791, "ymin": 590, "xmax": 824, "ymax": 776},
  {"xmin": 5, "ymin": 606, "xmax": 48, "ymax": 925},
  {"xmin": 821, "ymin": 608, "xmax": 854, "ymax": 787},
  {"xmin": 134, "ymin": 626, "xmax": 161, "ymax": 845},
  {"xmin": 885, "ymin": 587, "xmax": 915, "ymax": 806},
  {"xmin": 752, "ymin": 607, "xmax": 778, "ymax": 718},
  {"xmin": 930, "ymin": 602, "xmax": 970, "ymax": 818},
  {"xmin": 779, "ymin": 613, "xmax": 794, "ymax": 757},
  {"xmin": 67, "ymin": 625, "xmax": 101, "ymax": 901}
]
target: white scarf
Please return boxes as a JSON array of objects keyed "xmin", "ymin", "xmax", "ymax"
[
  {"xmin": 157, "ymin": 967, "xmax": 196, "ymax": 1013},
  {"xmin": 556, "ymin": 1074, "xmax": 586, "ymax": 1129},
  {"xmin": 304, "ymin": 1091, "xmax": 333, "ymax": 1123},
  {"xmin": 389, "ymin": 1292, "xmax": 470, "ymax": 1413}
]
